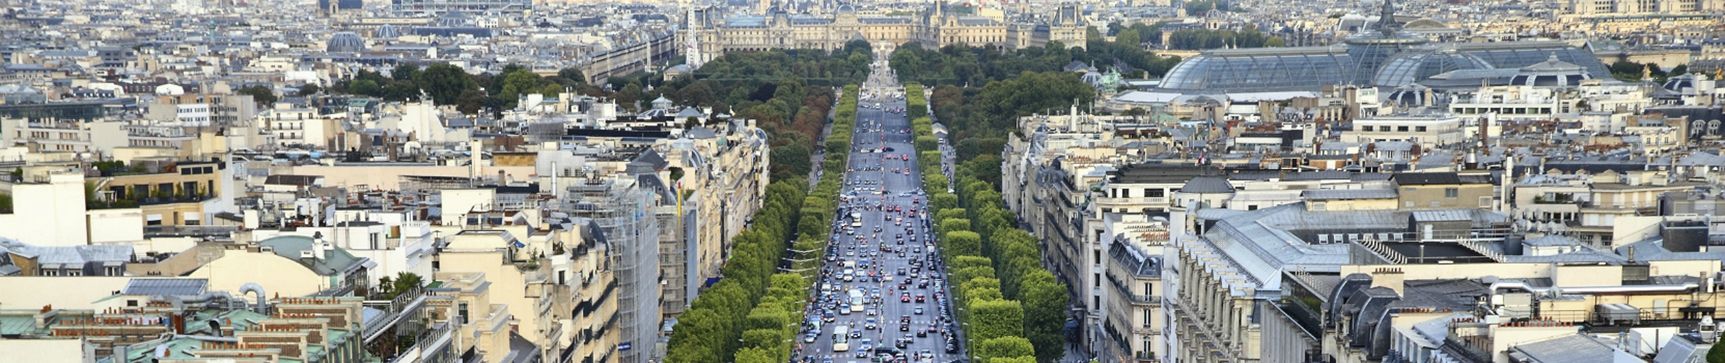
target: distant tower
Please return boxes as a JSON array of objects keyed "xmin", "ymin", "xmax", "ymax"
[{"xmin": 757, "ymin": 0, "xmax": 773, "ymax": 13}]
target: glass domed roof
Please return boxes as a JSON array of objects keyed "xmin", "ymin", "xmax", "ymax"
[{"xmin": 1372, "ymin": 50, "xmax": 1490, "ymax": 87}]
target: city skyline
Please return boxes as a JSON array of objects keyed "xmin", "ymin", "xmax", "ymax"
[{"xmin": 0, "ymin": 0, "xmax": 1722, "ymax": 363}]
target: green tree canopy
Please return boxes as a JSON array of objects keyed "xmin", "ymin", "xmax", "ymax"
[
  {"xmin": 975, "ymin": 336, "xmax": 1035, "ymax": 362},
  {"xmin": 236, "ymin": 85, "xmax": 276, "ymax": 106}
]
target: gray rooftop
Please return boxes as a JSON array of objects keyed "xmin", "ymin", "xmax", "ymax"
[
  {"xmin": 1303, "ymin": 188, "xmax": 1397, "ymax": 200},
  {"xmin": 1507, "ymin": 334, "xmax": 1639, "ymax": 363},
  {"xmin": 123, "ymin": 278, "xmax": 210, "ymax": 298},
  {"xmin": 1180, "ymin": 176, "xmax": 1235, "ymax": 194},
  {"xmin": 259, "ymin": 235, "xmax": 366, "ymax": 276}
]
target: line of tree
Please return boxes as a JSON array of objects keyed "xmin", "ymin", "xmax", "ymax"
[
  {"xmin": 1086, "ymin": 24, "xmax": 1184, "ymax": 77},
  {"xmin": 666, "ymin": 84, "xmax": 863, "ymax": 363},
  {"xmin": 645, "ymin": 42, "xmax": 872, "ymax": 181},
  {"xmin": 664, "ymin": 177, "xmax": 808, "ymax": 363},
  {"xmin": 1184, "ymin": 0, "xmax": 1234, "ymax": 14},
  {"xmin": 1165, "ymin": 27, "xmax": 1283, "ymax": 50},
  {"xmin": 890, "ymin": 40, "xmax": 1182, "ymax": 87},
  {"xmin": 324, "ymin": 43, "xmax": 872, "ymax": 172},
  {"xmin": 1609, "ymin": 60, "xmax": 1689, "ymax": 82},
  {"xmin": 908, "ymin": 83, "xmax": 1070, "ymax": 363},
  {"xmin": 329, "ymin": 63, "xmax": 595, "ymax": 115},
  {"xmin": 928, "ymin": 71, "xmax": 1094, "ymax": 187},
  {"xmin": 739, "ymin": 84, "xmax": 862, "ymax": 363}
]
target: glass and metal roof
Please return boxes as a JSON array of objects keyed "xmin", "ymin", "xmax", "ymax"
[
  {"xmin": 1372, "ymin": 50, "xmax": 1490, "ymax": 87},
  {"xmin": 1158, "ymin": 46, "xmax": 1357, "ymax": 92},
  {"xmin": 1451, "ymin": 41, "xmax": 1610, "ymax": 77},
  {"xmin": 1152, "ymin": 0, "xmax": 1613, "ymax": 93}
]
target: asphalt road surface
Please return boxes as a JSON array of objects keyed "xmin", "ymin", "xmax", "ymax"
[{"xmin": 794, "ymin": 63, "xmax": 962, "ymax": 363}]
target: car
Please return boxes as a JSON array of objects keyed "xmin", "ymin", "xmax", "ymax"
[
  {"xmin": 915, "ymin": 294, "xmax": 925, "ymax": 303},
  {"xmin": 913, "ymin": 307, "xmax": 924, "ymax": 315},
  {"xmin": 849, "ymin": 330, "xmax": 864, "ymax": 339},
  {"xmin": 899, "ymin": 323, "xmax": 910, "ymax": 332},
  {"xmin": 804, "ymin": 333, "xmax": 818, "ymax": 343},
  {"xmin": 900, "ymin": 294, "xmax": 911, "ymax": 302},
  {"xmin": 916, "ymin": 330, "xmax": 928, "ymax": 337}
]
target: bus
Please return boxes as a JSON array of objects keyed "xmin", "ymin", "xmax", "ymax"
[{"xmin": 832, "ymin": 325, "xmax": 851, "ymax": 352}]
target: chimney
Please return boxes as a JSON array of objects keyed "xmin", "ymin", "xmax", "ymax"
[
  {"xmin": 1372, "ymin": 268, "xmax": 1406, "ymax": 296},
  {"xmin": 469, "ymin": 140, "xmax": 483, "ymax": 181}
]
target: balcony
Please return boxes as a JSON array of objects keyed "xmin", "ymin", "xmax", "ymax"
[
  {"xmin": 364, "ymin": 287, "xmax": 430, "ymax": 344},
  {"xmin": 387, "ymin": 322, "xmax": 454, "ymax": 363},
  {"xmin": 1532, "ymin": 194, "xmax": 1575, "ymax": 204}
]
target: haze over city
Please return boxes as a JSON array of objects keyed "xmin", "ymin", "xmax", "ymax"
[{"xmin": 0, "ymin": 0, "xmax": 1722, "ymax": 363}]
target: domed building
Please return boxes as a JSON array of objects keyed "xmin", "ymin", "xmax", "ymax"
[
  {"xmin": 1507, "ymin": 54, "xmax": 1593, "ymax": 87},
  {"xmin": 326, "ymin": 32, "xmax": 365, "ymax": 54}
]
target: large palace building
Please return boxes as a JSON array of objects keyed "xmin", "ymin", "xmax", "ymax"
[{"xmin": 684, "ymin": 2, "xmax": 1086, "ymax": 65}]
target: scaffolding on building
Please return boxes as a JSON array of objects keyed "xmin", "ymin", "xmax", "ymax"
[{"xmin": 564, "ymin": 172, "xmax": 661, "ymax": 363}]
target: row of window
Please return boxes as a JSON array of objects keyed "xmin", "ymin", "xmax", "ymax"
[
  {"xmin": 37, "ymin": 266, "xmax": 124, "ymax": 276},
  {"xmin": 1109, "ymin": 188, "xmax": 1169, "ymax": 199},
  {"xmin": 1357, "ymin": 125, "xmax": 1430, "ymax": 132}
]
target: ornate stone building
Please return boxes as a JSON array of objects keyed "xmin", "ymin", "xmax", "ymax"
[{"xmin": 684, "ymin": 2, "xmax": 1086, "ymax": 65}]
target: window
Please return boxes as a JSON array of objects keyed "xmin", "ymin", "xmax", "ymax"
[
  {"xmin": 1415, "ymin": 126, "xmax": 1427, "ymax": 132},
  {"xmin": 1094, "ymin": 273, "xmax": 1101, "ymax": 287},
  {"xmin": 1094, "ymin": 250, "xmax": 1101, "ymax": 265},
  {"xmin": 1444, "ymin": 187, "xmax": 1459, "ymax": 198},
  {"xmin": 458, "ymin": 302, "xmax": 470, "ymax": 324},
  {"xmin": 1397, "ymin": 126, "xmax": 1410, "ymax": 132}
]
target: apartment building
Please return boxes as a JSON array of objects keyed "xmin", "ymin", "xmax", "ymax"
[
  {"xmin": 262, "ymin": 103, "xmax": 336, "ymax": 150},
  {"xmin": 558, "ymin": 172, "xmax": 662, "ymax": 363},
  {"xmin": 144, "ymin": 84, "xmax": 259, "ymax": 127},
  {"xmin": 1098, "ymin": 214, "xmax": 1169, "ymax": 363},
  {"xmin": 1510, "ymin": 169, "xmax": 1702, "ymax": 246},
  {"xmin": 1391, "ymin": 172, "xmax": 1495, "ymax": 210},
  {"xmin": 438, "ymin": 229, "xmax": 573, "ymax": 361},
  {"xmin": 190, "ymin": 235, "xmax": 372, "ymax": 297},
  {"xmin": 0, "ymin": 277, "xmax": 441, "ymax": 362},
  {"xmin": 1342, "ymin": 113, "xmax": 1468, "ymax": 148}
]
